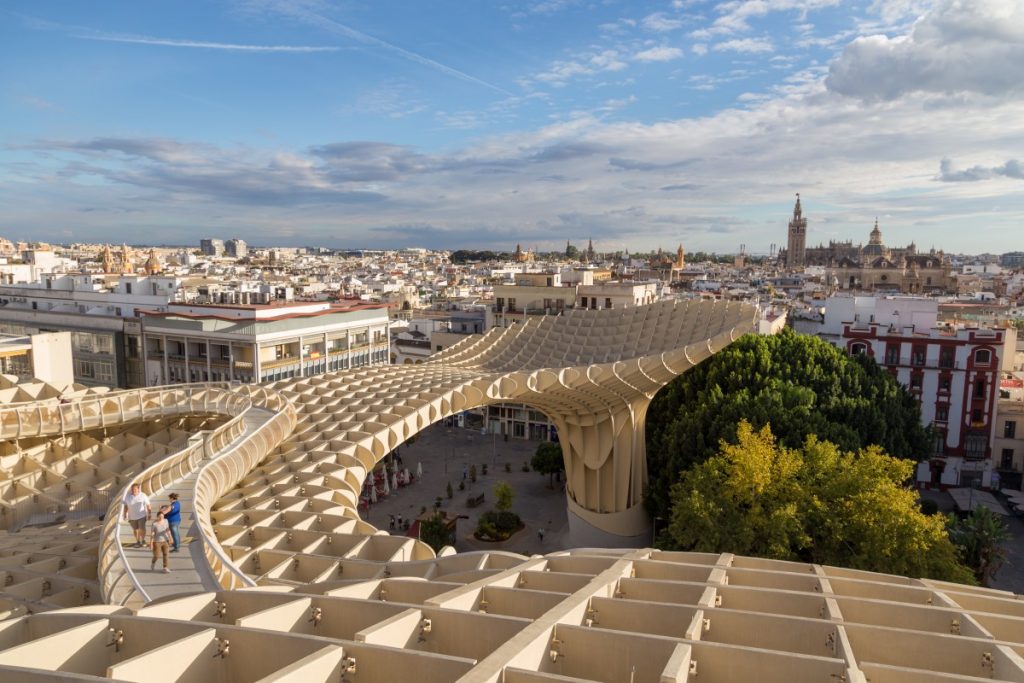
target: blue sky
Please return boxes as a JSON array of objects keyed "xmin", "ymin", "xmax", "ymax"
[{"xmin": 2, "ymin": 0, "xmax": 1023, "ymax": 253}]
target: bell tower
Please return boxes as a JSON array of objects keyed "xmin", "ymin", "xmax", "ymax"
[{"xmin": 786, "ymin": 193, "xmax": 807, "ymax": 268}]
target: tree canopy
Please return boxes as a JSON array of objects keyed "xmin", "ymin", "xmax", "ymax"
[
  {"xmin": 450, "ymin": 249, "xmax": 500, "ymax": 264},
  {"xmin": 418, "ymin": 513, "xmax": 451, "ymax": 553},
  {"xmin": 494, "ymin": 481, "xmax": 514, "ymax": 512},
  {"xmin": 664, "ymin": 421, "xmax": 974, "ymax": 583},
  {"xmin": 646, "ymin": 328, "xmax": 929, "ymax": 522},
  {"xmin": 949, "ymin": 506, "xmax": 1011, "ymax": 586},
  {"xmin": 531, "ymin": 442, "xmax": 564, "ymax": 488}
]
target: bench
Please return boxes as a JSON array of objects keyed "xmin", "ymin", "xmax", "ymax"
[{"xmin": 467, "ymin": 493, "xmax": 485, "ymax": 508}]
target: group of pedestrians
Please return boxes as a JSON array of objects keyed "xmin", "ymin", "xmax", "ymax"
[{"xmin": 121, "ymin": 483, "xmax": 182, "ymax": 573}]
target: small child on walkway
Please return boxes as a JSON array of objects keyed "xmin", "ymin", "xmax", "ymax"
[{"xmin": 150, "ymin": 510, "xmax": 172, "ymax": 573}]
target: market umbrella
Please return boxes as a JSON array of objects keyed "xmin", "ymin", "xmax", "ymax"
[
  {"xmin": 404, "ymin": 468, "xmax": 411, "ymax": 485},
  {"xmin": 382, "ymin": 471, "xmax": 390, "ymax": 495},
  {"xmin": 370, "ymin": 484, "xmax": 378, "ymax": 504},
  {"xmin": 392, "ymin": 472, "xmax": 399, "ymax": 491},
  {"xmin": 416, "ymin": 462, "xmax": 423, "ymax": 479}
]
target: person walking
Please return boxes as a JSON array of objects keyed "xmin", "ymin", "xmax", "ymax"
[
  {"xmin": 122, "ymin": 483, "xmax": 151, "ymax": 548},
  {"xmin": 150, "ymin": 510, "xmax": 172, "ymax": 573},
  {"xmin": 162, "ymin": 493, "xmax": 182, "ymax": 553}
]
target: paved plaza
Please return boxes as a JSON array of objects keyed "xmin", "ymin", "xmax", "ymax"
[{"xmin": 359, "ymin": 421, "xmax": 571, "ymax": 555}]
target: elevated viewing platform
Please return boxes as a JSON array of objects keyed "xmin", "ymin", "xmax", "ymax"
[{"xmin": 4, "ymin": 300, "xmax": 1021, "ymax": 682}]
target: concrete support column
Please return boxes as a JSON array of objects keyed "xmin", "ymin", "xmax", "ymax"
[
  {"xmin": 183, "ymin": 336, "xmax": 190, "ymax": 384},
  {"xmin": 546, "ymin": 398, "xmax": 653, "ymax": 547},
  {"xmin": 161, "ymin": 334, "xmax": 169, "ymax": 386}
]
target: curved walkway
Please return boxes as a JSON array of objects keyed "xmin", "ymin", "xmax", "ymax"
[{"xmin": 116, "ymin": 407, "xmax": 277, "ymax": 604}]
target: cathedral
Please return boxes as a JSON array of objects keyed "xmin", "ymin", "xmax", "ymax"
[{"xmin": 779, "ymin": 196, "xmax": 955, "ymax": 294}]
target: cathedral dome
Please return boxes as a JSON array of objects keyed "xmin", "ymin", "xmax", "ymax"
[{"xmin": 861, "ymin": 219, "xmax": 889, "ymax": 260}]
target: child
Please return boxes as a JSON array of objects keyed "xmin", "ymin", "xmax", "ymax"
[{"xmin": 150, "ymin": 510, "xmax": 172, "ymax": 573}]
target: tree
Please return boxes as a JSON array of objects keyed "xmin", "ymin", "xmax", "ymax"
[
  {"xmin": 494, "ymin": 481, "xmax": 514, "ymax": 512},
  {"xmin": 664, "ymin": 421, "xmax": 974, "ymax": 583},
  {"xmin": 419, "ymin": 513, "xmax": 451, "ymax": 553},
  {"xmin": 531, "ymin": 442, "xmax": 564, "ymax": 488},
  {"xmin": 646, "ymin": 328, "xmax": 929, "ymax": 522},
  {"xmin": 565, "ymin": 244, "xmax": 580, "ymax": 260},
  {"xmin": 949, "ymin": 506, "xmax": 1011, "ymax": 586}
]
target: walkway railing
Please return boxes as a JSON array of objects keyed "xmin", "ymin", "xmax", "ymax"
[
  {"xmin": 0, "ymin": 382, "xmax": 249, "ymax": 440},
  {"xmin": 190, "ymin": 390, "xmax": 297, "ymax": 590},
  {"xmin": 96, "ymin": 385, "xmax": 253, "ymax": 607}
]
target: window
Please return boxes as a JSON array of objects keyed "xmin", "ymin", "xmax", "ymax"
[
  {"xmin": 939, "ymin": 376, "xmax": 951, "ymax": 392},
  {"xmin": 936, "ymin": 406, "xmax": 949, "ymax": 422},
  {"xmin": 972, "ymin": 408, "xmax": 984, "ymax": 423},
  {"xmin": 912, "ymin": 346, "xmax": 925, "ymax": 366},
  {"xmin": 74, "ymin": 359, "xmax": 114, "ymax": 385},
  {"xmin": 975, "ymin": 349, "xmax": 991, "ymax": 365},
  {"xmin": 975, "ymin": 379, "xmax": 986, "ymax": 399},
  {"xmin": 939, "ymin": 348, "xmax": 954, "ymax": 368},
  {"xmin": 965, "ymin": 432, "xmax": 987, "ymax": 459},
  {"xmin": 496, "ymin": 297, "xmax": 504, "ymax": 310},
  {"xmin": 605, "ymin": 298, "xmax": 612, "ymax": 309},
  {"xmin": 1001, "ymin": 449, "xmax": 1015, "ymax": 470},
  {"xmin": 125, "ymin": 283, "xmax": 132, "ymax": 294},
  {"xmin": 1006, "ymin": 421, "xmax": 1017, "ymax": 439},
  {"xmin": 910, "ymin": 373, "xmax": 922, "ymax": 389},
  {"xmin": 933, "ymin": 432, "xmax": 945, "ymax": 455},
  {"xmin": 507, "ymin": 298, "xmax": 516, "ymax": 312},
  {"xmin": 126, "ymin": 337, "xmax": 139, "ymax": 358},
  {"xmin": 72, "ymin": 332, "xmax": 93, "ymax": 353},
  {"xmin": 885, "ymin": 345, "xmax": 899, "ymax": 364}
]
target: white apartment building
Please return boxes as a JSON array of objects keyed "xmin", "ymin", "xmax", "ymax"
[
  {"xmin": 0, "ymin": 331, "xmax": 74, "ymax": 386},
  {"xmin": 141, "ymin": 301, "xmax": 390, "ymax": 385},
  {"xmin": 994, "ymin": 383, "xmax": 1024, "ymax": 490},
  {"xmin": 817, "ymin": 296, "xmax": 1016, "ymax": 488},
  {"xmin": 0, "ymin": 274, "xmax": 182, "ymax": 387}
]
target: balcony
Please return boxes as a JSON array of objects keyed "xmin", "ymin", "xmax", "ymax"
[
  {"xmin": 261, "ymin": 356, "xmax": 299, "ymax": 370},
  {"xmin": 884, "ymin": 356, "xmax": 961, "ymax": 370}
]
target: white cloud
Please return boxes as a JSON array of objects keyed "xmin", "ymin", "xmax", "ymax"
[
  {"xmin": 827, "ymin": 0, "xmax": 1024, "ymax": 101},
  {"xmin": 531, "ymin": 50, "xmax": 627, "ymax": 86},
  {"xmin": 634, "ymin": 46, "xmax": 684, "ymax": 62},
  {"xmin": 641, "ymin": 12, "xmax": 684, "ymax": 32},
  {"xmin": 697, "ymin": 0, "xmax": 841, "ymax": 36},
  {"xmin": 692, "ymin": 43, "xmax": 708, "ymax": 56},
  {"xmin": 713, "ymin": 38, "xmax": 774, "ymax": 53},
  {"xmin": 938, "ymin": 158, "xmax": 1024, "ymax": 182}
]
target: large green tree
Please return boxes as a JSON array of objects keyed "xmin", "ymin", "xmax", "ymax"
[
  {"xmin": 665, "ymin": 421, "xmax": 974, "ymax": 583},
  {"xmin": 646, "ymin": 328, "xmax": 929, "ymax": 522}
]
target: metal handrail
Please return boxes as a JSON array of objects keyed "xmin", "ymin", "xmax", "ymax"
[{"xmin": 96, "ymin": 385, "xmax": 252, "ymax": 607}]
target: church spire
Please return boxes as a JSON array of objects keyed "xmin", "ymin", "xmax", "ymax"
[{"xmin": 100, "ymin": 244, "xmax": 115, "ymax": 274}]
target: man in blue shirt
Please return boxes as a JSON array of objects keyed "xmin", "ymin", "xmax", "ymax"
[{"xmin": 161, "ymin": 493, "xmax": 182, "ymax": 552}]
